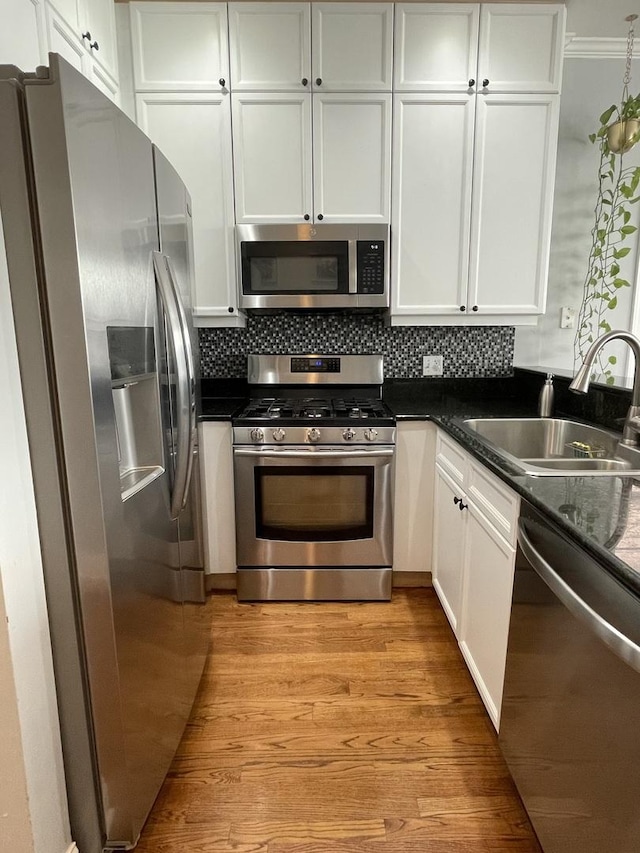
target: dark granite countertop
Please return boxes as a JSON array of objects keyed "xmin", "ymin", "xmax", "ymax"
[{"xmin": 198, "ymin": 370, "xmax": 640, "ymax": 598}]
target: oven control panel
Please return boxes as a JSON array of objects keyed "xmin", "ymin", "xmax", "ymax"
[
  {"xmin": 234, "ymin": 426, "xmax": 396, "ymax": 446},
  {"xmin": 291, "ymin": 357, "xmax": 340, "ymax": 373}
]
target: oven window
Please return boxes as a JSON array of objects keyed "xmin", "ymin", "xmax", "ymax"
[
  {"xmin": 255, "ymin": 467, "xmax": 374, "ymax": 541},
  {"xmin": 241, "ymin": 241, "xmax": 349, "ymax": 295}
]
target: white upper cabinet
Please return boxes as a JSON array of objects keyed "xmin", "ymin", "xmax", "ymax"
[
  {"xmin": 468, "ymin": 93, "xmax": 560, "ymax": 316},
  {"xmin": 232, "ymin": 91, "xmax": 390, "ymax": 224},
  {"xmin": 392, "ymin": 93, "xmax": 474, "ymax": 317},
  {"xmin": 479, "ymin": 4, "xmax": 565, "ymax": 94},
  {"xmin": 312, "ymin": 3, "xmax": 393, "ymax": 92},
  {"xmin": 313, "ymin": 93, "xmax": 391, "ymax": 223},
  {"xmin": 82, "ymin": 0, "xmax": 118, "ymax": 83},
  {"xmin": 44, "ymin": 0, "xmax": 119, "ymax": 94},
  {"xmin": 394, "ymin": 2, "xmax": 565, "ymax": 94},
  {"xmin": 232, "ymin": 92, "xmax": 313, "ymax": 223},
  {"xmin": 136, "ymin": 92, "xmax": 238, "ymax": 322},
  {"xmin": 394, "ymin": 4, "xmax": 479, "ymax": 93},
  {"xmin": 130, "ymin": 2, "xmax": 229, "ymax": 92},
  {"xmin": 228, "ymin": 2, "xmax": 392, "ymax": 92},
  {"xmin": 45, "ymin": 3, "xmax": 86, "ymax": 74},
  {"xmin": 47, "ymin": 0, "xmax": 81, "ymax": 35},
  {"xmin": 229, "ymin": 2, "xmax": 310, "ymax": 92}
]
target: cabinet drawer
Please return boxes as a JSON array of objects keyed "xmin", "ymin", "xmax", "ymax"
[
  {"xmin": 467, "ymin": 459, "xmax": 519, "ymax": 546},
  {"xmin": 436, "ymin": 431, "xmax": 467, "ymax": 487}
]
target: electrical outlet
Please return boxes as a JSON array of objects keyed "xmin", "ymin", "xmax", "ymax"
[
  {"xmin": 423, "ymin": 355, "xmax": 443, "ymax": 377},
  {"xmin": 560, "ymin": 306, "xmax": 576, "ymax": 329}
]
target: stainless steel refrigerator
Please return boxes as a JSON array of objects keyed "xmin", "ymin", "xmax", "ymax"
[{"xmin": 0, "ymin": 55, "xmax": 209, "ymax": 851}]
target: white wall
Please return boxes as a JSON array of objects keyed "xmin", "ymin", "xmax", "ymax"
[
  {"xmin": 0, "ymin": 209, "xmax": 71, "ymax": 853},
  {"xmin": 515, "ymin": 56, "xmax": 640, "ymax": 376},
  {"xmin": 565, "ymin": 0, "xmax": 640, "ymax": 38}
]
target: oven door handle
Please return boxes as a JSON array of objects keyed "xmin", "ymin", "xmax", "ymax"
[{"xmin": 233, "ymin": 447, "xmax": 395, "ymax": 459}]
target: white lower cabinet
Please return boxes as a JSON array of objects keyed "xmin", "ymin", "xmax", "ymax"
[
  {"xmin": 393, "ymin": 421, "xmax": 436, "ymax": 575},
  {"xmin": 459, "ymin": 503, "xmax": 516, "ymax": 728},
  {"xmin": 199, "ymin": 422, "xmax": 237, "ymax": 576},
  {"xmin": 433, "ymin": 429, "xmax": 519, "ymax": 730},
  {"xmin": 432, "ymin": 464, "xmax": 466, "ymax": 631}
]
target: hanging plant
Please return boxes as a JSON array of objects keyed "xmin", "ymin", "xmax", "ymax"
[{"xmin": 575, "ymin": 14, "xmax": 640, "ymax": 383}]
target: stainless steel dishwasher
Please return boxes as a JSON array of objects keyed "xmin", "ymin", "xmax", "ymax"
[{"xmin": 499, "ymin": 500, "xmax": 640, "ymax": 853}]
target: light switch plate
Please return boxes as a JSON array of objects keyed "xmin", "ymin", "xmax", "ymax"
[
  {"xmin": 560, "ymin": 306, "xmax": 576, "ymax": 329},
  {"xmin": 423, "ymin": 355, "xmax": 443, "ymax": 376}
]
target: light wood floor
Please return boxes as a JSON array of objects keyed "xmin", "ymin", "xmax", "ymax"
[{"xmin": 135, "ymin": 588, "xmax": 541, "ymax": 853}]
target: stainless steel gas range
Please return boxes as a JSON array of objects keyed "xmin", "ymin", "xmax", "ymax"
[{"xmin": 233, "ymin": 355, "xmax": 395, "ymax": 601}]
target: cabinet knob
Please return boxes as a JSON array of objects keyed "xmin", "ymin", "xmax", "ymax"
[
  {"xmin": 317, "ymin": 213, "xmax": 323, "ymax": 221},
  {"xmin": 458, "ymin": 500, "xmax": 468, "ymax": 512},
  {"xmin": 453, "ymin": 496, "xmax": 462, "ymax": 505},
  {"xmin": 304, "ymin": 213, "xmax": 310, "ymax": 221},
  {"xmin": 228, "ymin": 306, "xmax": 234, "ymax": 313},
  {"xmin": 482, "ymin": 78, "xmax": 489, "ymax": 88},
  {"xmin": 315, "ymin": 77, "xmax": 322, "ymax": 86},
  {"xmin": 219, "ymin": 78, "xmax": 226, "ymax": 88},
  {"xmin": 302, "ymin": 78, "xmax": 309, "ymax": 87},
  {"xmin": 82, "ymin": 30, "xmax": 92, "ymax": 41},
  {"xmin": 472, "ymin": 305, "xmax": 478, "ymax": 312},
  {"xmin": 459, "ymin": 305, "xmax": 466, "ymax": 312},
  {"xmin": 90, "ymin": 40, "xmax": 99, "ymax": 51},
  {"xmin": 468, "ymin": 78, "xmax": 475, "ymax": 87}
]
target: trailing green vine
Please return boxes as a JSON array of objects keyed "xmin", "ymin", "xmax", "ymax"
[{"xmin": 574, "ymin": 103, "xmax": 640, "ymax": 383}]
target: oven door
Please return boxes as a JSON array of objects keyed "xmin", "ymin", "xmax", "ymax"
[{"xmin": 234, "ymin": 445, "xmax": 394, "ymax": 568}]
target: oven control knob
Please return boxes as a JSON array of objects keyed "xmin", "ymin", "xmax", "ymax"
[
  {"xmin": 343, "ymin": 428, "xmax": 356, "ymax": 441},
  {"xmin": 250, "ymin": 428, "xmax": 264, "ymax": 443},
  {"xmin": 364, "ymin": 428, "xmax": 378, "ymax": 442},
  {"xmin": 272, "ymin": 428, "xmax": 286, "ymax": 442},
  {"xmin": 307, "ymin": 427, "xmax": 321, "ymax": 443}
]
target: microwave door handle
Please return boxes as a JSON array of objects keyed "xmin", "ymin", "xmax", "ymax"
[
  {"xmin": 348, "ymin": 239, "xmax": 358, "ymax": 294},
  {"xmin": 153, "ymin": 251, "xmax": 195, "ymax": 519}
]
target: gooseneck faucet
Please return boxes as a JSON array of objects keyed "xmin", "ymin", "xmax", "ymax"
[{"xmin": 570, "ymin": 329, "xmax": 640, "ymax": 445}]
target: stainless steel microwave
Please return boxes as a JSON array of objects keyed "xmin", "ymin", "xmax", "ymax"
[{"xmin": 237, "ymin": 223, "xmax": 390, "ymax": 311}]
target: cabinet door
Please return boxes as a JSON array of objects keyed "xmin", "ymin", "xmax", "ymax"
[
  {"xmin": 312, "ymin": 3, "xmax": 393, "ymax": 92},
  {"xmin": 82, "ymin": 0, "xmax": 118, "ymax": 85},
  {"xmin": 313, "ymin": 93, "xmax": 391, "ymax": 223},
  {"xmin": 479, "ymin": 4, "xmax": 565, "ymax": 94},
  {"xmin": 136, "ymin": 93, "xmax": 239, "ymax": 321},
  {"xmin": 232, "ymin": 92, "xmax": 313, "ymax": 224},
  {"xmin": 87, "ymin": 58, "xmax": 119, "ymax": 104},
  {"xmin": 45, "ymin": 4, "xmax": 86, "ymax": 74},
  {"xmin": 130, "ymin": 2, "xmax": 229, "ymax": 92},
  {"xmin": 199, "ymin": 423, "xmax": 237, "ymax": 575},
  {"xmin": 391, "ymin": 93, "xmax": 474, "ymax": 318},
  {"xmin": 229, "ymin": 2, "xmax": 310, "ymax": 92},
  {"xmin": 468, "ymin": 94, "xmax": 559, "ymax": 316},
  {"xmin": 0, "ymin": 0, "xmax": 46, "ymax": 68},
  {"xmin": 47, "ymin": 0, "xmax": 80, "ymax": 34},
  {"xmin": 432, "ymin": 464, "xmax": 467, "ymax": 636},
  {"xmin": 393, "ymin": 421, "xmax": 437, "ymax": 575},
  {"xmin": 459, "ymin": 505, "xmax": 515, "ymax": 730},
  {"xmin": 394, "ymin": 3, "xmax": 479, "ymax": 93}
]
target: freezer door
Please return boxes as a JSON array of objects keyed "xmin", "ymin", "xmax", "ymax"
[{"xmin": 23, "ymin": 55, "xmax": 192, "ymax": 847}]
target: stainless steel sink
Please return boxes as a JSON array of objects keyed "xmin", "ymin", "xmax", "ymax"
[{"xmin": 458, "ymin": 417, "xmax": 640, "ymax": 476}]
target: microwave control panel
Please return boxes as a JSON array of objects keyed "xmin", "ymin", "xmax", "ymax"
[{"xmin": 356, "ymin": 241, "xmax": 385, "ymax": 294}]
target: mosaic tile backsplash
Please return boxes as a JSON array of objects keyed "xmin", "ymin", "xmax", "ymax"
[
  {"xmin": 199, "ymin": 315, "xmax": 515, "ymax": 379},
  {"xmin": 199, "ymin": 314, "xmax": 515, "ymax": 379}
]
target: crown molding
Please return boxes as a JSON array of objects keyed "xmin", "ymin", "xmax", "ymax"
[{"xmin": 564, "ymin": 34, "xmax": 629, "ymax": 59}]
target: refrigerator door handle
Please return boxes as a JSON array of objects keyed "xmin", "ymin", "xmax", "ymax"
[{"xmin": 153, "ymin": 251, "xmax": 196, "ymax": 519}]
